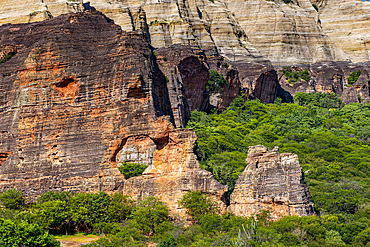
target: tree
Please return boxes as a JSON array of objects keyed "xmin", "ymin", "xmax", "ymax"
[
  {"xmin": 179, "ymin": 191, "xmax": 217, "ymax": 223},
  {"xmin": 32, "ymin": 200, "xmax": 68, "ymax": 234},
  {"xmin": 108, "ymin": 194, "xmax": 134, "ymax": 223},
  {"xmin": 0, "ymin": 188, "xmax": 23, "ymax": 210},
  {"xmin": 131, "ymin": 196, "xmax": 170, "ymax": 236},
  {"xmin": 0, "ymin": 218, "xmax": 60, "ymax": 247},
  {"xmin": 206, "ymin": 70, "xmax": 227, "ymax": 93}
]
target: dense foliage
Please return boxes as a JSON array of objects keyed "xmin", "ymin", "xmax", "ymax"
[
  {"xmin": 2, "ymin": 92, "xmax": 370, "ymax": 246},
  {"xmin": 2, "ymin": 188, "xmax": 370, "ymax": 246},
  {"xmin": 118, "ymin": 162, "xmax": 147, "ymax": 179},
  {"xmin": 279, "ymin": 67, "xmax": 311, "ymax": 84},
  {"xmin": 187, "ymin": 92, "xmax": 370, "ymax": 215},
  {"xmin": 207, "ymin": 70, "xmax": 227, "ymax": 93}
]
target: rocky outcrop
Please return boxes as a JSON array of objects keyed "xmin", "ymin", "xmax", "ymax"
[
  {"xmin": 0, "ymin": 11, "xmax": 228, "ymax": 213},
  {"xmin": 122, "ymin": 129, "xmax": 228, "ymax": 214},
  {"xmin": 3, "ymin": 0, "xmax": 370, "ymax": 66},
  {"xmin": 229, "ymin": 145, "xmax": 315, "ymax": 218},
  {"xmin": 0, "ymin": 0, "xmax": 270, "ymax": 65},
  {"xmin": 276, "ymin": 61, "xmax": 370, "ymax": 103}
]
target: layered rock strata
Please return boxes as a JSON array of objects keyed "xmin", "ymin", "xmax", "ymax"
[
  {"xmin": 221, "ymin": 0, "xmax": 347, "ymax": 65},
  {"xmin": 0, "ymin": 11, "xmax": 228, "ymax": 213},
  {"xmin": 317, "ymin": 0, "xmax": 370, "ymax": 63},
  {"xmin": 229, "ymin": 145, "xmax": 315, "ymax": 218},
  {"xmin": 0, "ymin": 0, "xmax": 270, "ymax": 65}
]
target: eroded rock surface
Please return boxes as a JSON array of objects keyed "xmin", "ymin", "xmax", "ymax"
[
  {"xmin": 317, "ymin": 0, "xmax": 370, "ymax": 63},
  {"xmin": 222, "ymin": 0, "xmax": 347, "ymax": 66},
  {"xmin": 123, "ymin": 129, "xmax": 228, "ymax": 214},
  {"xmin": 0, "ymin": 11, "xmax": 228, "ymax": 212},
  {"xmin": 229, "ymin": 145, "xmax": 315, "ymax": 218}
]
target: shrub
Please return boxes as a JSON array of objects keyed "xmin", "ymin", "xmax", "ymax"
[
  {"xmin": 0, "ymin": 53, "xmax": 13, "ymax": 65},
  {"xmin": 0, "ymin": 188, "xmax": 23, "ymax": 210},
  {"xmin": 178, "ymin": 191, "xmax": 217, "ymax": 223},
  {"xmin": 207, "ymin": 70, "xmax": 227, "ymax": 93},
  {"xmin": 118, "ymin": 162, "xmax": 147, "ymax": 179},
  {"xmin": 0, "ymin": 218, "xmax": 60, "ymax": 247},
  {"xmin": 347, "ymin": 70, "xmax": 362, "ymax": 86},
  {"xmin": 280, "ymin": 67, "xmax": 311, "ymax": 84}
]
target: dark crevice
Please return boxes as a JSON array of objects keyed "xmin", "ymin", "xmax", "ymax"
[{"xmin": 55, "ymin": 77, "xmax": 75, "ymax": 88}]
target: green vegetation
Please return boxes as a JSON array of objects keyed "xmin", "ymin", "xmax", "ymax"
[
  {"xmin": 2, "ymin": 92, "xmax": 370, "ymax": 246},
  {"xmin": 0, "ymin": 188, "xmax": 23, "ymax": 210},
  {"xmin": 279, "ymin": 66, "xmax": 311, "ymax": 84},
  {"xmin": 207, "ymin": 70, "xmax": 227, "ymax": 93},
  {"xmin": 118, "ymin": 162, "xmax": 147, "ymax": 179},
  {"xmin": 179, "ymin": 191, "xmax": 217, "ymax": 223},
  {"xmin": 347, "ymin": 70, "xmax": 362, "ymax": 86},
  {"xmin": 28, "ymin": 11, "xmax": 41, "ymax": 17},
  {"xmin": 2, "ymin": 186, "xmax": 370, "ymax": 246},
  {"xmin": 0, "ymin": 53, "xmax": 13, "ymax": 65},
  {"xmin": 187, "ymin": 93, "xmax": 370, "ymax": 214}
]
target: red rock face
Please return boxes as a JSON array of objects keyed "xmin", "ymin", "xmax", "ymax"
[
  {"xmin": 0, "ymin": 11, "xmax": 315, "ymax": 217},
  {"xmin": 229, "ymin": 145, "xmax": 315, "ymax": 218},
  {"xmin": 0, "ymin": 11, "xmax": 229, "ymax": 214}
]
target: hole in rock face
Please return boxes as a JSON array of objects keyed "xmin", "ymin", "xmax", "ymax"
[
  {"xmin": 127, "ymin": 87, "xmax": 147, "ymax": 99},
  {"xmin": 55, "ymin": 77, "xmax": 75, "ymax": 88},
  {"xmin": 111, "ymin": 138, "xmax": 128, "ymax": 163},
  {"xmin": 0, "ymin": 152, "xmax": 12, "ymax": 166},
  {"xmin": 153, "ymin": 136, "xmax": 169, "ymax": 150}
]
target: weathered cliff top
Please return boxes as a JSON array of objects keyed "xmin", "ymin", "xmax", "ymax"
[{"xmin": 2, "ymin": 0, "xmax": 369, "ymax": 66}]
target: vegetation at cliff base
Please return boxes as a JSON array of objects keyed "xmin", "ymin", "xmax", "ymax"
[
  {"xmin": 4, "ymin": 189, "xmax": 370, "ymax": 246},
  {"xmin": 2, "ymin": 92, "xmax": 370, "ymax": 246},
  {"xmin": 187, "ymin": 92, "xmax": 370, "ymax": 216}
]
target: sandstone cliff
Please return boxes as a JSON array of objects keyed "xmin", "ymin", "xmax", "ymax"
[
  {"xmin": 0, "ymin": 11, "xmax": 228, "ymax": 214},
  {"xmin": 2, "ymin": 0, "xmax": 370, "ymax": 66},
  {"xmin": 229, "ymin": 145, "xmax": 315, "ymax": 218},
  {"xmin": 316, "ymin": 0, "xmax": 370, "ymax": 63},
  {"xmin": 222, "ymin": 0, "xmax": 347, "ymax": 66}
]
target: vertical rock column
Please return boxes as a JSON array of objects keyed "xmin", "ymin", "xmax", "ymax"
[{"xmin": 229, "ymin": 145, "xmax": 315, "ymax": 218}]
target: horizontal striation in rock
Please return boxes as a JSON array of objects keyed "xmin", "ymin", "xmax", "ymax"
[{"xmin": 0, "ymin": 11, "xmax": 228, "ymax": 213}]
